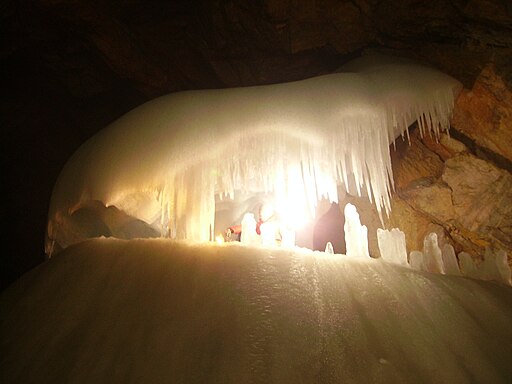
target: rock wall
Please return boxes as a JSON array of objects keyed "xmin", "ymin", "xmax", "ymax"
[{"xmin": 341, "ymin": 65, "xmax": 512, "ymax": 268}]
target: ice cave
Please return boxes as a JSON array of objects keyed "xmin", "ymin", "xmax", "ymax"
[
  {"xmin": 45, "ymin": 53, "xmax": 462, "ymax": 254},
  {"xmin": 2, "ymin": 49, "xmax": 512, "ymax": 384}
]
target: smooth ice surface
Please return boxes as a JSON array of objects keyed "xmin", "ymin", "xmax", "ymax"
[
  {"xmin": 377, "ymin": 228, "xmax": 408, "ymax": 266},
  {"xmin": 2, "ymin": 239, "xmax": 511, "ymax": 383},
  {"xmin": 46, "ymin": 53, "xmax": 462, "ymax": 254}
]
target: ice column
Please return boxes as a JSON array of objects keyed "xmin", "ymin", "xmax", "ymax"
[
  {"xmin": 344, "ymin": 203, "xmax": 370, "ymax": 258},
  {"xmin": 422, "ymin": 233, "xmax": 444, "ymax": 274},
  {"xmin": 409, "ymin": 251, "xmax": 424, "ymax": 271},
  {"xmin": 441, "ymin": 244, "xmax": 461, "ymax": 276},
  {"xmin": 260, "ymin": 221, "xmax": 278, "ymax": 247},
  {"xmin": 377, "ymin": 228, "xmax": 408, "ymax": 266},
  {"xmin": 495, "ymin": 249, "xmax": 512, "ymax": 285},
  {"xmin": 459, "ymin": 252, "xmax": 480, "ymax": 279},
  {"xmin": 241, "ymin": 213, "xmax": 259, "ymax": 245},
  {"xmin": 280, "ymin": 227, "xmax": 296, "ymax": 248},
  {"xmin": 482, "ymin": 248, "xmax": 512, "ymax": 285}
]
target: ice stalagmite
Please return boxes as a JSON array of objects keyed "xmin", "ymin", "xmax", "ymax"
[
  {"xmin": 46, "ymin": 53, "xmax": 462, "ymax": 254},
  {"xmin": 410, "ymin": 250, "xmax": 424, "ymax": 271},
  {"xmin": 481, "ymin": 248, "xmax": 512, "ymax": 285},
  {"xmin": 459, "ymin": 252, "xmax": 480, "ymax": 279},
  {"xmin": 422, "ymin": 233, "xmax": 444, "ymax": 274},
  {"xmin": 441, "ymin": 244, "xmax": 462, "ymax": 276},
  {"xmin": 344, "ymin": 203, "xmax": 370, "ymax": 258},
  {"xmin": 377, "ymin": 228, "xmax": 408, "ymax": 266}
]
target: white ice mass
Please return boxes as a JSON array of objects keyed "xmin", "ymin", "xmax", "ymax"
[
  {"xmin": 2, "ymin": 239, "xmax": 511, "ymax": 383},
  {"xmin": 45, "ymin": 53, "xmax": 462, "ymax": 255}
]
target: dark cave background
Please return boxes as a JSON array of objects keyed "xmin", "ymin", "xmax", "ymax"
[{"xmin": 2, "ymin": 0, "xmax": 511, "ymax": 290}]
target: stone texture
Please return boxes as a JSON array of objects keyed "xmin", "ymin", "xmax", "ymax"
[
  {"xmin": 340, "ymin": 121, "xmax": 512, "ymax": 267},
  {"xmin": 390, "ymin": 131, "xmax": 445, "ymax": 191},
  {"xmin": 452, "ymin": 64, "xmax": 512, "ymax": 165},
  {"xmin": 443, "ymin": 154, "xmax": 512, "ymax": 249}
]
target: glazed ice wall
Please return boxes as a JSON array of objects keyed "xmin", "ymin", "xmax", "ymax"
[{"xmin": 46, "ymin": 53, "xmax": 462, "ymax": 253}]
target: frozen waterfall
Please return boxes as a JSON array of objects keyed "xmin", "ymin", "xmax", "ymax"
[{"xmin": 45, "ymin": 53, "xmax": 462, "ymax": 254}]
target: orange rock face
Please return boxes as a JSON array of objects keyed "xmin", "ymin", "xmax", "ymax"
[
  {"xmin": 452, "ymin": 64, "xmax": 512, "ymax": 164},
  {"xmin": 337, "ymin": 64, "xmax": 512, "ymax": 269}
]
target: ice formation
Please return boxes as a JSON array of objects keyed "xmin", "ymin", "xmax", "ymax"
[
  {"xmin": 481, "ymin": 248, "xmax": 512, "ymax": 285},
  {"xmin": 409, "ymin": 250, "xmax": 424, "ymax": 271},
  {"xmin": 422, "ymin": 233, "xmax": 444, "ymax": 274},
  {"xmin": 376, "ymin": 228, "xmax": 408, "ymax": 266},
  {"xmin": 441, "ymin": 243, "xmax": 462, "ymax": 276},
  {"xmin": 46, "ymin": 53, "xmax": 462, "ymax": 254},
  {"xmin": 459, "ymin": 251, "xmax": 480, "ymax": 279},
  {"xmin": 344, "ymin": 203, "xmax": 370, "ymax": 258},
  {"xmin": 240, "ymin": 213, "xmax": 258, "ymax": 245},
  {"xmin": 3, "ymin": 239, "xmax": 512, "ymax": 383},
  {"xmin": 403, "ymin": 233, "xmax": 511, "ymax": 286}
]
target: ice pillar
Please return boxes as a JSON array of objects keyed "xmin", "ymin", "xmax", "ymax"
[{"xmin": 344, "ymin": 203, "xmax": 370, "ymax": 258}]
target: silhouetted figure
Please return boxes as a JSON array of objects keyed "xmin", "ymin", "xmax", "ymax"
[{"xmin": 313, "ymin": 202, "xmax": 346, "ymax": 254}]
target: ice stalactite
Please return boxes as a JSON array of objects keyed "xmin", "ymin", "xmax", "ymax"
[{"xmin": 46, "ymin": 53, "xmax": 462, "ymax": 254}]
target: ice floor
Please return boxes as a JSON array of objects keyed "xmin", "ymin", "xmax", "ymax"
[{"xmin": 1, "ymin": 238, "xmax": 511, "ymax": 383}]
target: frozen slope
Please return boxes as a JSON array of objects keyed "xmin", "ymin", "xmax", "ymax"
[{"xmin": 2, "ymin": 239, "xmax": 511, "ymax": 383}]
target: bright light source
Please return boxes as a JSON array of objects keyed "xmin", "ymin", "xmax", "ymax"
[
  {"xmin": 215, "ymin": 234, "xmax": 225, "ymax": 244},
  {"xmin": 46, "ymin": 53, "xmax": 462, "ymax": 254}
]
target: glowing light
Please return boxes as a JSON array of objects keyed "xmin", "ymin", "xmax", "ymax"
[
  {"xmin": 215, "ymin": 234, "xmax": 225, "ymax": 244},
  {"xmin": 45, "ymin": 53, "xmax": 462, "ymax": 254}
]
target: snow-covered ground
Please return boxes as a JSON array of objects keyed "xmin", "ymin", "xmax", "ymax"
[{"xmin": 2, "ymin": 238, "xmax": 511, "ymax": 383}]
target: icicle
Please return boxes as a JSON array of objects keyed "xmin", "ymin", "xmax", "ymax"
[{"xmin": 46, "ymin": 52, "xmax": 462, "ymax": 252}]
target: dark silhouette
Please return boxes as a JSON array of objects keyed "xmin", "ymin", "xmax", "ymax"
[{"xmin": 313, "ymin": 202, "xmax": 346, "ymax": 254}]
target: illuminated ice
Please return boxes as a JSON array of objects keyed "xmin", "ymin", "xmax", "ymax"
[
  {"xmin": 260, "ymin": 221, "xmax": 278, "ymax": 247},
  {"xmin": 240, "ymin": 213, "xmax": 259, "ymax": 245},
  {"xmin": 377, "ymin": 228, "xmax": 408, "ymax": 266},
  {"xmin": 46, "ymin": 53, "xmax": 462, "ymax": 254},
  {"xmin": 280, "ymin": 226, "xmax": 296, "ymax": 248},
  {"xmin": 3, "ymin": 239, "xmax": 512, "ymax": 383},
  {"xmin": 344, "ymin": 203, "xmax": 369, "ymax": 258}
]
